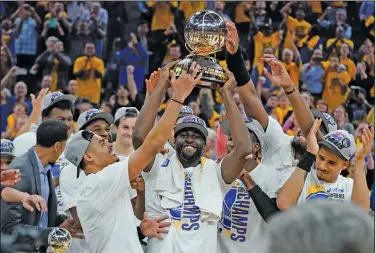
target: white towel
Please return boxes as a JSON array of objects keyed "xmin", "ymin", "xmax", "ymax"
[{"xmin": 154, "ymin": 154, "xmax": 224, "ymax": 221}]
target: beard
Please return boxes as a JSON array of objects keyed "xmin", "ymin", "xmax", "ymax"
[{"xmin": 176, "ymin": 142, "xmax": 204, "ymax": 164}]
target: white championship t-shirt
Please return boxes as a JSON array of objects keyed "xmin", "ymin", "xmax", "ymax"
[
  {"xmin": 142, "ymin": 153, "xmax": 229, "ymax": 253},
  {"xmin": 217, "ymin": 164, "xmax": 276, "ymax": 253},
  {"xmin": 253, "ymin": 117, "xmax": 296, "ymax": 198},
  {"xmin": 76, "ymin": 159, "xmax": 143, "ymax": 253},
  {"xmin": 297, "ymin": 169, "xmax": 353, "ymax": 205}
]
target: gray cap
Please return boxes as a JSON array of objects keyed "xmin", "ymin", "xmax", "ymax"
[
  {"xmin": 179, "ymin": 106, "xmax": 194, "ymax": 118},
  {"xmin": 174, "ymin": 115, "xmax": 208, "ymax": 138},
  {"xmin": 64, "ymin": 130, "xmax": 94, "ymax": 177},
  {"xmin": 77, "ymin": 109, "xmax": 114, "ymax": 130},
  {"xmin": 1, "ymin": 139, "xmax": 15, "ymax": 157},
  {"xmin": 114, "ymin": 107, "xmax": 139, "ymax": 122},
  {"xmin": 311, "ymin": 109, "xmax": 338, "ymax": 135},
  {"xmin": 220, "ymin": 117, "xmax": 265, "ymax": 148},
  {"xmin": 319, "ymin": 130, "xmax": 356, "ymax": 161},
  {"xmin": 43, "ymin": 92, "xmax": 76, "ymax": 111}
]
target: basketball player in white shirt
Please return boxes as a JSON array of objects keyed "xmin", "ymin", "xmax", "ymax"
[
  {"xmin": 63, "ymin": 62, "xmax": 204, "ymax": 253},
  {"xmin": 134, "ymin": 68, "xmax": 252, "ymax": 253},
  {"xmin": 59, "ymin": 108, "xmax": 114, "ymax": 253},
  {"xmin": 278, "ymin": 118, "xmax": 374, "ymax": 211}
]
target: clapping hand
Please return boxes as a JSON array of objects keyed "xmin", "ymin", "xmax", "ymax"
[
  {"xmin": 354, "ymin": 126, "xmax": 375, "ymax": 161},
  {"xmin": 1, "ymin": 169, "xmax": 21, "ymax": 187},
  {"xmin": 139, "ymin": 212, "xmax": 171, "ymax": 240}
]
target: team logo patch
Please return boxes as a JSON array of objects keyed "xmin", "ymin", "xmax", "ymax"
[
  {"xmin": 162, "ymin": 159, "xmax": 170, "ymax": 167},
  {"xmin": 50, "ymin": 92, "xmax": 64, "ymax": 102},
  {"xmin": 85, "ymin": 109, "xmax": 100, "ymax": 121},
  {"xmin": 1, "ymin": 141, "xmax": 14, "ymax": 154}
]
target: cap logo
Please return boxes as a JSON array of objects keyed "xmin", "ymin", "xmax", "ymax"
[
  {"xmin": 323, "ymin": 113, "xmax": 336, "ymax": 126},
  {"xmin": 325, "ymin": 133, "xmax": 350, "ymax": 150},
  {"xmin": 1, "ymin": 141, "xmax": 14, "ymax": 153},
  {"xmin": 50, "ymin": 92, "xmax": 64, "ymax": 102},
  {"xmin": 178, "ymin": 115, "xmax": 206, "ymax": 127},
  {"xmin": 85, "ymin": 109, "xmax": 100, "ymax": 121},
  {"xmin": 180, "ymin": 106, "xmax": 193, "ymax": 114}
]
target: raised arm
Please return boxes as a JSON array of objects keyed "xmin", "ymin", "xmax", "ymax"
[
  {"xmin": 351, "ymin": 126, "xmax": 374, "ymax": 210},
  {"xmin": 126, "ymin": 65, "xmax": 138, "ymax": 102},
  {"xmin": 262, "ymin": 54, "xmax": 323, "ymax": 140},
  {"xmin": 219, "ymin": 69, "xmax": 252, "ymax": 184},
  {"xmin": 277, "ymin": 119, "xmax": 321, "ymax": 210},
  {"xmin": 129, "ymin": 63, "xmax": 202, "ymax": 180},
  {"xmin": 225, "ymin": 20, "xmax": 269, "ymax": 129},
  {"xmin": 132, "ymin": 61, "xmax": 177, "ymax": 151}
]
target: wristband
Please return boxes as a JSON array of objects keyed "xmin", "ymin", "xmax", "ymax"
[
  {"xmin": 170, "ymin": 98, "xmax": 184, "ymax": 105},
  {"xmin": 285, "ymin": 86, "xmax": 296, "ymax": 95},
  {"xmin": 297, "ymin": 151, "xmax": 316, "ymax": 172},
  {"xmin": 225, "ymin": 47, "xmax": 250, "ymax": 87}
]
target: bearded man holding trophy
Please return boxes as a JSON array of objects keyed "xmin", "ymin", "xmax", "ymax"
[{"xmin": 135, "ymin": 10, "xmax": 252, "ymax": 253}]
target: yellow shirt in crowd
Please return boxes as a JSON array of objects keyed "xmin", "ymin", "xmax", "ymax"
[
  {"xmin": 326, "ymin": 38, "xmax": 354, "ymax": 58},
  {"xmin": 235, "ymin": 2, "xmax": 251, "ymax": 24},
  {"xmin": 73, "ymin": 56, "xmax": 104, "ymax": 104},
  {"xmin": 179, "ymin": 2, "xmax": 206, "ymax": 21},
  {"xmin": 274, "ymin": 106, "xmax": 293, "ymax": 125},
  {"xmin": 307, "ymin": 1, "xmax": 322, "ymax": 14},
  {"xmin": 6, "ymin": 114, "xmax": 18, "ymax": 140},
  {"xmin": 147, "ymin": 1, "xmax": 178, "ymax": 31},
  {"xmin": 284, "ymin": 16, "xmax": 311, "ymax": 49},
  {"xmin": 253, "ymin": 31, "xmax": 281, "ymax": 66},
  {"xmin": 323, "ymin": 68, "xmax": 351, "ymax": 111},
  {"xmin": 340, "ymin": 58, "xmax": 356, "ymax": 80}
]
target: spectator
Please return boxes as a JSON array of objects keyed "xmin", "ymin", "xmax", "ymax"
[
  {"xmin": 213, "ymin": 1, "xmax": 231, "ymax": 21},
  {"xmin": 280, "ymin": 2, "xmax": 312, "ymax": 50},
  {"xmin": 40, "ymin": 75, "xmax": 52, "ymax": 90},
  {"xmin": 280, "ymin": 43, "xmax": 302, "ymax": 90},
  {"xmin": 301, "ymin": 49, "xmax": 325, "ymax": 98},
  {"xmin": 318, "ymin": 7, "xmax": 352, "ymax": 39},
  {"xmin": 42, "ymin": 2, "xmax": 72, "ymax": 52},
  {"xmin": 345, "ymin": 88, "xmax": 372, "ymax": 125},
  {"xmin": 0, "ymin": 39, "xmax": 14, "ymax": 84},
  {"xmin": 359, "ymin": 1, "xmax": 375, "ymax": 20},
  {"xmin": 73, "ymin": 43, "xmax": 105, "ymax": 105},
  {"xmin": 65, "ymin": 79, "xmax": 77, "ymax": 96},
  {"xmin": 0, "ymin": 139, "xmax": 16, "ymax": 171},
  {"xmin": 179, "ymin": 2, "xmax": 206, "ymax": 22},
  {"xmin": 351, "ymin": 61, "xmax": 374, "ymax": 103},
  {"xmin": 1, "ymin": 19, "xmax": 16, "ymax": 64},
  {"xmin": 326, "ymin": 25, "xmax": 354, "ymax": 60},
  {"xmin": 1, "ymin": 89, "xmax": 14, "ymax": 134},
  {"xmin": 32, "ymin": 39, "xmax": 71, "ymax": 91},
  {"xmin": 264, "ymin": 93, "xmax": 279, "ymax": 114},
  {"xmin": 2, "ymin": 101, "xmax": 28, "ymax": 140},
  {"xmin": 81, "ymin": 2, "xmax": 108, "ymax": 57},
  {"xmin": 13, "ymin": 3, "xmax": 41, "ymax": 70},
  {"xmin": 339, "ymin": 43, "xmax": 356, "ymax": 80},
  {"xmin": 315, "ymin": 99, "xmax": 329, "ymax": 113},
  {"xmin": 147, "ymin": 2, "xmax": 178, "ymax": 36},
  {"xmin": 112, "ymin": 66, "xmax": 144, "ymax": 114},
  {"xmin": 274, "ymin": 92, "xmax": 293, "ymax": 125},
  {"xmin": 117, "ymin": 33, "xmax": 148, "ymax": 91},
  {"xmin": 204, "ymin": 128, "xmax": 217, "ymax": 160},
  {"xmin": 11, "ymin": 82, "xmax": 32, "ymax": 115},
  {"xmin": 322, "ymin": 56, "xmax": 351, "ymax": 111},
  {"xmin": 136, "ymin": 20, "xmax": 151, "ymax": 75},
  {"xmin": 332, "ymin": 105, "xmax": 355, "ymax": 135}
]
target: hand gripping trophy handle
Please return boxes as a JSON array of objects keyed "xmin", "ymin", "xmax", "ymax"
[{"xmin": 174, "ymin": 10, "xmax": 229, "ymax": 89}]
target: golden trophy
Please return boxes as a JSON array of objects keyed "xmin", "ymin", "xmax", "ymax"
[
  {"xmin": 48, "ymin": 228, "xmax": 72, "ymax": 253},
  {"xmin": 174, "ymin": 10, "xmax": 228, "ymax": 89}
]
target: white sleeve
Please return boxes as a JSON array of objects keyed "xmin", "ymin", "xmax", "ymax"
[
  {"xmin": 128, "ymin": 188, "xmax": 137, "ymax": 200},
  {"xmin": 297, "ymin": 172, "xmax": 314, "ymax": 205},
  {"xmin": 263, "ymin": 117, "xmax": 290, "ymax": 154},
  {"xmin": 87, "ymin": 160, "xmax": 132, "ymax": 211},
  {"xmin": 60, "ymin": 164, "xmax": 80, "ymax": 211},
  {"xmin": 344, "ymin": 178, "xmax": 354, "ymax": 202},
  {"xmin": 141, "ymin": 153, "xmax": 166, "ymax": 182},
  {"xmin": 216, "ymin": 160, "xmax": 232, "ymax": 196}
]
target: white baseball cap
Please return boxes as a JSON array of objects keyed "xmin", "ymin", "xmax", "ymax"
[
  {"xmin": 77, "ymin": 109, "xmax": 114, "ymax": 130},
  {"xmin": 43, "ymin": 92, "xmax": 76, "ymax": 111},
  {"xmin": 319, "ymin": 130, "xmax": 356, "ymax": 161}
]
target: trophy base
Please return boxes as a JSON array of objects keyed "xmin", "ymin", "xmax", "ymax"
[{"xmin": 174, "ymin": 54, "xmax": 228, "ymax": 89}]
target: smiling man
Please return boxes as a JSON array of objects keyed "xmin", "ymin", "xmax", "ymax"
[{"xmin": 277, "ymin": 119, "xmax": 374, "ymax": 211}]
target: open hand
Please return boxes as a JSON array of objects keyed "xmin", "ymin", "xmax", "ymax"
[
  {"xmin": 1, "ymin": 169, "xmax": 21, "ymax": 187},
  {"xmin": 145, "ymin": 69, "xmax": 161, "ymax": 95},
  {"xmin": 139, "ymin": 212, "xmax": 171, "ymax": 240},
  {"xmin": 22, "ymin": 193, "xmax": 48, "ymax": 212},
  {"xmin": 31, "ymin": 88, "xmax": 50, "ymax": 112},
  {"xmin": 225, "ymin": 20, "xmax": 239, "ymax": 55},
  {"xmin": 262, "ymin": 54, "xmax": 294, "ymax": 89},
  {"xmin": 170, "ymin": 61, "xmax": 202, "ymax": 103},
  {"xmin": 306, "ymin": 118, "xmax": 322, "ymax": 155},
  {"xmin": 355, "ymin": 126, "xmax": 374, "ymax": 161}
]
